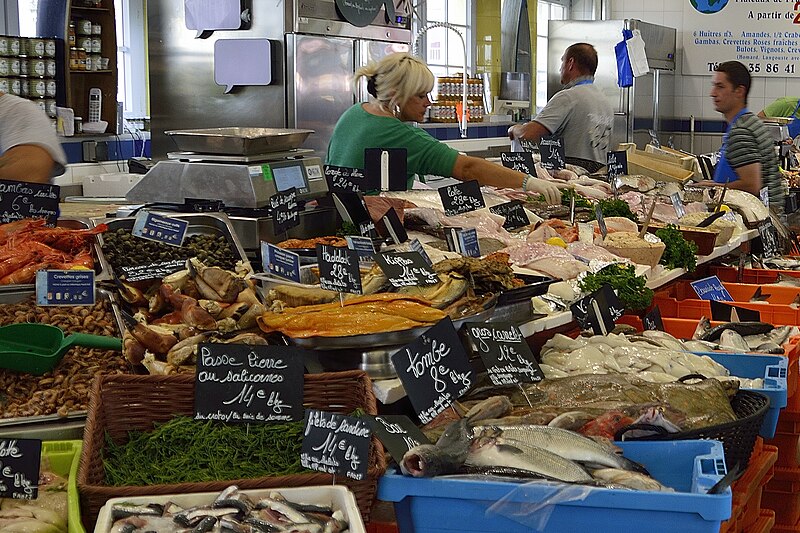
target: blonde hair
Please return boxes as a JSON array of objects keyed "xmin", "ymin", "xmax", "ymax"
[{"xmin": 354, "ymin": 53, "xmax": 434, "ymax": 113}]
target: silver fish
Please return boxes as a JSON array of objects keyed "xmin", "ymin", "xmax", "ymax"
[
  {"xmin": 719, "ymin": 329, "xmax": 751, "ymax": 353},
  {"xmin": 402, "ymin": 419, "xmax": 472, "ymax": 477},
  {"xmin": 744, "ymin": 325, "xmax": 799, "ymax": 349},
  {"xmin": 467, "ymin": 435, "xmax": 593, "ymax": 483},
  {"xmin": 697, "ymin": 321, "xmax": 775, "ymax": 342},
  {"xmin": 548, "ymin": 411, "xmax": 595, "ymax": 431},
  {"xmin": 474, "ymin": 425, "xmax": 647, "ymax": 473},
  {"xmin": 591, "ymin": 468, "xmax": 674, "ymax": 492},
  {"xmin": 755, "ymin": 342, "xmax": 785, "ymax": 354},
  {"xmin": 773, "ymin": 273, "xmax": 800, "ymax": 287},
  {"xmin": 682, "ymin": 339, "xmax": 719, "ymax": 352},
  {"xmin": 692, "ymin": 316, "xmax": 712, "ymax": 340}
]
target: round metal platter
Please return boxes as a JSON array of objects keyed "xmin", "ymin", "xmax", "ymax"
[{"xmin": 286, "ymin": 297, "xmax": 497, "ymax": 350}]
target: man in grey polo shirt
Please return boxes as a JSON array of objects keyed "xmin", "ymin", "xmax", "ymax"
[{"xmin": 508, "ymin": 43, "xmax": 613, "ymax": 174}]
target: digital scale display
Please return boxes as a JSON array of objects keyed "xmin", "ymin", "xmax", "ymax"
[{"xmin": 270, "ymin": 161, "xmax": 309, "ymax": 194}]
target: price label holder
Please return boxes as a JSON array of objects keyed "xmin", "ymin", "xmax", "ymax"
[
  {"xmin": 324, "ymin": 165, "xmax": 364, "ymax": 194},
  {"xmin": 36, "ymin": 270, "xmax": 95, "ymax": 306},
  {"xmin": 710, "ymin": 300, "xmax": 761, "ymax": 322},
  {"xmin": 0, "ymin": 180, "xmax": 60, "ymax": 225},
  {"xmin": 366, "ymin": 415, "xmax": 430, "ymax": 462},
  {"xmin": 444, "ymin": 226, "xmax": 461, "ymax": 253},
  {"xmin": 132, "ymin": 211, "xmax": 189, "ymax": 247},
  {"xmin": 461, "ymin": 322, "xmax": 543, "ymax": 386},
  {"xmin": 301, "ymin": 409, "xmax": 371, "ymax": 481},
  {"xmin": 118, "ymin": 259, "xmax": 187, "ymax": 282},
  {"xmin": 409, "ymin": 239, "xmax": 433, "ymax": 266},
  {"xmin": 539, "ymin": 136, "xmax": 565, "ymax": 170},
  {"xmin": 316, "ymin": 244, "xmax": 362, "ymax": 295},
  {"xmin": 380, "ymin": 207, "xmax": 408, "ymax": 245},
  {"xmin": 194, "ymin": 344, "xmax": 305, "ymax": 423},
  {"xmin": 756, "ymin": 219, "xmax": 780, "ymax": 258},
  {"xmin": 0, "ymin": 439, "xmax": 41, "ymax": 499},
  {"xmin": 346, "ymin": 235, "xmax": 375, "ymax": 263},
  {"xmin": 457, "ymin": 228, "xmax": 480, "ymax": 258},
  {"xmin": 760, "ymin": 186, "xmax": 770, "ymax": 208},
  {"xmin": 607, "ymin": 150, "xmax": 628, "ymax": 177},
  {"xmin": 269, "ymin": 187, "xmax": 300, "ymax": 236},
  {"xmin": 364, "ymin": 148, "xmax": 407, "ymax": 192},
  {"xmin": 359, "ymin": 220, "xmax": 378, "ymax": 239},
  {"xmin": 671, "ymin": 193, "xmax": 686, "ymax": 219},
  {"xmin": 570, "ymin": 284, "xmax": 623, "ymax": 335},
  {"xmin": 690, "ymin": 275, "xmax": 733, "ymax": 301},
  {"xmin": 261, "ymin": 242, "xmax": 301, "ymax": 283},
  {"xmin": 330, "ymin": 191, "xmax": 371, "ymax": 228},
  {"xmin": 489, "ymin": 201, "xmax": 530, "ymax": 230},
  {"xmin": 500, "ymin": 152, "xmax": 535, "ymax": 175},
  {"xmin": 390, "ymin": 317, "xmax": 474, "ymax": 424},
  {"xmin": 374, "ymin": 251, "xmax": 440, "ymax": 288},
  {"xmin": 643, "ymin": 306, "xmax": 665, "ymax": 331},
  {"xmin": 595, "ymin": 205, "xmax": 608, "ymax": 238},
  {"xmin": 438, "ymin": 180, "xmax": 486, "ymax": 217}
]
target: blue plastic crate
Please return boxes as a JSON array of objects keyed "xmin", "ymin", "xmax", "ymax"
[
  {"xmin": 697, "ymin": 352, "xmax": 787, "ymax": 439},
  {"xmin": 378, "ymin": 440, "xmax": 731, "ymax": 533}
]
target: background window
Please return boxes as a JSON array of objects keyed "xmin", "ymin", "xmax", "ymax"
[
  {"xmin": 415, "ymin": 0, "xmax": 472, "ymax": 80},
  {"xmin": 536, "ymin": 0, "xmax": 569, "ymax": 111}
]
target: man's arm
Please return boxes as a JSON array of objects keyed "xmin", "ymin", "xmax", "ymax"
[
  {"xmin": 0, "ymin": 145, "xmax": 56, "ymax": 184},
  {"xmin": 451, "ymin": 154, "xmax": 561, "ymax": 204},
  {"xmin": 730, "ymin": 162, "xmax": 762, "ymax": 196},
  {"xmin": 508, "ymin": 120, "xmax": 552, "ymax": 143}
]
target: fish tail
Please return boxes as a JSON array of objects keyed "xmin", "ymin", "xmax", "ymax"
[{"xmin": 618, "ymin": 455, "xmax": 651, "ymax": 475}]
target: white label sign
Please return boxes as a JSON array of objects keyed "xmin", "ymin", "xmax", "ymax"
[{"xmin": 683, "ymin": 1, "xmax": 800, "ymax": 77}]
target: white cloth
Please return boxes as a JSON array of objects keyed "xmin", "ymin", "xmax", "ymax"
[
  {"xmin": 0, "ymin": 93, "xmax": 67, "ymax": 177},
  {"xmin": 626, "ymin": 30, "xmax": 650, "ymax": 77}
]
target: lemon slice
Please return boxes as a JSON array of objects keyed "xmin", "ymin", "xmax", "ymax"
[
  {"xmin": 719, "ymin": 204, "xmax": 731, "ymax": 212},
  {"xmin": 546, "ymin": 236, "xmax": 567, "ymax": 248}
]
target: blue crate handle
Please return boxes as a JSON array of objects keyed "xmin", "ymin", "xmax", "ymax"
[{"xmin": 693, "ymin": 441, "xmax": 728, "ymax": 494}]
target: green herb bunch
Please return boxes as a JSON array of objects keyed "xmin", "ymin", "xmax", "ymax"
[
  {"xmin": 588, "ymin": 199, "xmax": 639, "ymax": 223},
  {"xmin": 655, "ymin": 224, "xmax": 698, "ymax": 272},
  {"xmin": 561, "ymin": 189, "xmax": 594, "ymax": 208},
  {"xmin": 579, "ymin": 263, "xmax": 653, "ymax": 311}
]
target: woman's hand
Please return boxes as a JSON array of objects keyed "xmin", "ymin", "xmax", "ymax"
[{"xmin": 525, "ymin": 177, "xmax": 561, "ymax": 205}]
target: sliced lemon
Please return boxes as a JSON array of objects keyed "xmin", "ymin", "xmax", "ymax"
[
  {"xmin": 546, "ymin": 236, "xmax": 567, "ymax": 248},
  {"xmin": 719, "ymin": 204, "xmax": 731, "ymax": 212}
]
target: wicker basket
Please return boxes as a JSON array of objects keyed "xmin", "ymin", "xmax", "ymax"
[
  {"xmin": 77, "ymin": 371, "xmax": 386, "ymax": 529},
  {"xmin": 615, "ymin": 390, "xmax": 769, "ymax": 471}
]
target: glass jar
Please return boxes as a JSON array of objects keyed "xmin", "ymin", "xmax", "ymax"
[
  {"xmin": 69, "ymin": 47, "xmax": 80, "ymax": 70},
  {"xmin": 68, "ymin": 23, "xmax": 76, "ymax": 47},
  {"xmin": 77, "ymin": 48, "xmax": 87, "ymax": 71}
]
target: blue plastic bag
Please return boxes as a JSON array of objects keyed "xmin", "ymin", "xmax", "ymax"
[{"xmin": 616, "ymin": 29, "xmax": 633, "ymax": 88}]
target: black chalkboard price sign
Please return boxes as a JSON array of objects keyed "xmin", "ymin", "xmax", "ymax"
[
  {"xmin": 335, "ymin": 0, "xmax": 384, "ymax": 27},
  {"xmin": 0, "ymin": 439, "xmax": 41, "ymax": 499},
  {"xmin": 301, "ymin": 410, "xmax": 371, "ymax": 481},
  {"xmin": 461, "ymin": 321, "xmax": 544, "ymax": 386},
  {"xmin": 607, "ymin": 150, "xmax": 628, "ymax": 177},
  {"xmin": 316, "ymin": 244, "xmax": 362, "ymax": 294},
  {"xmin": 0, "ymin": 180, "xmax": 60, "ymax": 226},
  {"xmin": 539, "ymin": 136, "xmax": 565, "ymax": 170},
  {"xmin": 500, "ymin": 152, "xmax": 535, "ymax": 175},
  {"xmin": 269, "ymin": 187, "xmax": 300, "ymax": 235},
  {"xmin": 643, "ymin": 306, "xmax": 665, "ymax": 331},
  {"xmin": 570, "ymin": 284, "xmax": 624, "ymax": 335},
  {"xmin": 390, "ymin": 317, "xmax": 474, "ymax": 424},
  {"xmin": 439, "ymin": 180, "xmax": 486, "ymax": 216},
  {"xmin": 374, "ymin": 251, "xmax": 440, "ymax": 288},
  {"xmin": 118, "ymin": 259, "xmax": 187, "ymax": 282},
  {"xmin": 489, "ymin": 200, "xmax": 530, "ymax": 230},
  {"xmin": 366, "ymin": 415, "xmax": 430, "ymax": 462},
  {"xmin": 324, "ymin": 165, "xmax": 364, "ymax": 194},
  {"xmin": 194, "ymin": 344, "xmax": 304, "ymax": 423}
]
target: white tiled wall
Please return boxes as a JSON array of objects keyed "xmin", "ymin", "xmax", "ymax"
[
  {"xmin": 609, "ymin": 0, "xmax": 794, "ymax": 125},
  {"xmin": 53, "ymin": 162, "xmax": 129, "ymax": 187}
]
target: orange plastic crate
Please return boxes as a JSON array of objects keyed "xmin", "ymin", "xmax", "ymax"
[
  {"xmin": 721, "ymin": 441, "xmax": 776, "ymax": 533},
  {"xmin": 768, "ymin": 432, "xmax": 800, "ymax": 469},
  {"xmin": 772, "ymin": 516, "xmax": 800, "ymax": 533},
  {"xmin": 711, "ymin": 265, "xmax": 800, "ymax": 285},
  {"xmin": 762, "ymin": 488, "xmax": 800, "ymax": 525},
  {"xmin": 746, "ymin": 509, "xmax": 775, "ymax": 533}
]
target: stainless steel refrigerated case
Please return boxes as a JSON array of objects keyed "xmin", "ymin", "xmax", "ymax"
[{"xmin": 547, "ymin": 19, "xmax": 677, "ymax": 149}]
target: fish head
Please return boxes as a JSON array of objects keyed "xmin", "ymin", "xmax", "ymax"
[
  {"xmin": 435, "ymin": 418, "xmax": 473, "ymax": 450},
  {"xmin": 692, "ymin": 316, "xmax": 711, "ymax": 340},
  {"xmin": 579, "ymin": 411, "xmax": 635, "ymax": 439},
  {"xmin": 401, "ymin": 443, "xmax": 466, "ymax": 478}
]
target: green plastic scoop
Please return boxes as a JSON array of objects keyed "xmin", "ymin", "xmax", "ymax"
[{"xmin": 0, "ymin": 323, "xmax": 122, "ymax": 375}]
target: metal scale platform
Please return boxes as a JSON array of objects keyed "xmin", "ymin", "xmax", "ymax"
[{"xmin": 124, "ymin": 128, "xmax": 339, "ymax": 256}]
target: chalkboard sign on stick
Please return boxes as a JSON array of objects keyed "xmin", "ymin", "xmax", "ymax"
[
  {"xmin": 381, "ymin": 208, "xmax": 408, "ymax": 245},
  {"xmin": 461, "ymin": 321, "xmax": 544, "ymax": 386},
  {"xmin": 374, "ymin": 251, "xmax": 440, "ymax": 288},
  {"xmin": 194, "ymin": 344, "xmax": 304, "ymax": 423},
  {"xmin": 438, "ymin": 180, "xmax": 486, "ymax": 216},
  {"xmin": 324, "ymin": 165, "xmax": 364, "ymax": 194},
  {"xmin": 301, "ymin": 409, "xmax": 371, "ymax": 481},
  {"xmin": 391, "ymin": 317, "xmax": 474, "ymax": 424},
  {"xmin": 489, "ymin": 201, "xmax": 530, "ymax": 230},
  {"xmin": 366, "ymin": 415, "xmax": 430, "ymax": 462},
  {"xmin": 0, "ymin": 439, "xmax": 41, "ymax": 499},
  {"xmin": 500, "ymin": 152, "xmax": 535, "ymax": 175},
  {"xmin": 0, "ymin": 180, "xmax": 59, "ymax": 226},
  {"xmin": 316, "ymin": 244, "xmax": 362, "ymax": 294},
  {"xmin": 643, "ymin": 306, "xmax": 665, "ymax": 331},
  {"xmin": 539, "ymin": 136, "xmax": 565, "ymax": 170},
  {"xmin": 269, "ymin": 187, "xmax": 300, "ymax": 235},
  {"xmin": 607, "ymin": 150, "xmax": 628, "ymax": 177},
  {"xmin": 570, "ymin": 284, "xmax": 623, "ymax": 335}
]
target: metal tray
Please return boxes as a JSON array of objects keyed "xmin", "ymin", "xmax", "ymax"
[
  {"xmin": 286, "ymin": 298, "xmax": 497, "ymax": 350},
  {"xmin": 91, "ymin": 212, "xmax": 254, "ymax": 281},
  {"xmin": 164, "ymin": 127, "xmax": 315, "ymax": 155},
  {"xmin": 0, "ymin": 216, "xmax": 107, "ymax": 292},
  {"xmin": 496, "ymin": 274, "xmax": 556, "ymax": 306}
]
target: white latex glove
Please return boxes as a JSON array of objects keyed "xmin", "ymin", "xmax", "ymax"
[{"xmin": 525, "ymin": 176, "xmax": 561, "ymax": 205}]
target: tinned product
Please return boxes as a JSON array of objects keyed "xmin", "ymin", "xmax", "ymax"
[
  {"xmin": 45, "ymin": 79, "xmax": 56, "ymax": 98},
  {"xmin": 29, "ymin": 79, "xmax": 47, "ymax": 98},
  {"xmin": 90, "ymin": 37, "xmax": 101, "ymax": 54},
  {"xmin": 0, "ymin": 79, "xmax": 8, "ymax": 93},
  {"xmin": 28, "ymin": 38, "xmax": 45, "ymax": 57},
  {"xmin": 88, "ymin": 54, "xmax": 100, "ymax": 72},
  {"xmin": 45, "ymin": 98, "xmax": 56, "ymax": 117},
  {"xmin": 69, "ymin": 47, "xmax": 80, "ymax": 70},
  {"xmin": 34, "ymin": 99, "xmax": 47, "ymax": 114},
  {"xmin": 8, "ymin": 78, "xmax": 20, "ymax": 96},
  {"xmin": 8, "ymin": 59, "xmax": 20, "ymax": 76},
  {"xmin": 0, "ymin": 58, "xmax": 9, "ymax": 77},
  {"xmin": 77, "ymin": 37, "xmax": 92, "ymax": 52},
  {"xmin": 18, "ymin": 58, "xmax": 27, "ymax": 76},
  {"xmin": 30, "ymin": 59, "xmax": 46, "ymax": 77},
  {"xmin": 44, "ymin": 39, "xmax": 56, "ymax": 57},
  {"xmin": 77, "ymin": 48, "xmax": 87, "ymax": 71},
  {"xmin": 45, "ymin": 59, "xmax": 56, "ymax": 77},
  {"xmin": 92, "ymin": 23, "xmax": 102, "ymax": 35},
  {"xmin": 68, "ymin": 23, "xmax": 76, "ymax": 47},
  {"xmin": 19, "ymin": 78, "xmax": 28, "ymax": 97},
  {"xmin": 77, "ymin": 19, "xmax": 92, "ymax": 35},
  {"xmin": 0, "ymin": 37, "xmax": 8, "ymax": 56},
  {"xmin": 8, "ymin": 38, "xmax": 20, "ymax": 56}
]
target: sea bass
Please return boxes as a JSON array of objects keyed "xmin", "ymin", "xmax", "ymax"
[
  {"xmin": 591, "ymin": 468, "xmax": 674, "ymax": 492},
  {"xmin": 692, "ymin": 316, "xmax": 774, "ymax": 342},
  {"xmin": 473, "ymin": 425, "xmax": 648, "ymax": 473}
]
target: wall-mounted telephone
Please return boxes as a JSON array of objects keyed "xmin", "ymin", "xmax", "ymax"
[{"xmin": 88, "ymin": 88, "xmax": 102, "ymax": 122}]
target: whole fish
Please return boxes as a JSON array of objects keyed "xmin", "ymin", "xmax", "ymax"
[
  {"xmin": 402, "ymin": 419, "xmax": 472, "ymax": 477},
  {"xmin": 773, "ymin": 273, "xmax": 800, "ymax": 287},
  {"xmin": 591, "ymin": 468, "xmax": 674, "ymax": 492},
  {"xmin": 473, "ymin": 425, "xmax": 648, "ymax": 473},
  {"xmin": 719, "ymin": 329, "xmax": 751, "ymax": 353},
  {"xmin": 693, "ymin": 318, "xmax": 774, "ymax": 342},
  {"xmin": 467, "ymin": 435, "xmax": 593, "ymax": 483},
  {"xmin": 744, "ymin": 325, "xmax": 799, "ymax": 348}
]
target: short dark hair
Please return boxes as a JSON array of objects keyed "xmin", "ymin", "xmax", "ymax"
[
  {"xmin": 565, "ymin": 43, "xmax": 598, "ymax": 75},
  {"xmin": 715, "ymin": 61, "xmax": 751, "ymax": 103}
]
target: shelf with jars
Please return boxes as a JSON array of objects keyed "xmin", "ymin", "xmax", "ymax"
[
  {"xmin": 428, "ymin": 75, "xmax": 485, "ymax": 123},
  {"xmin": 0, "ymin": 35, "xmax": 60, "ymax": 128}
]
